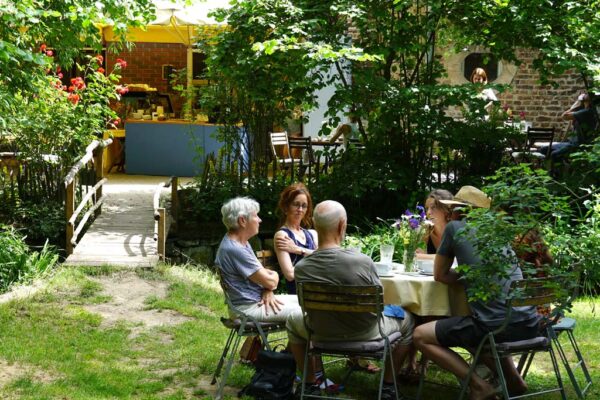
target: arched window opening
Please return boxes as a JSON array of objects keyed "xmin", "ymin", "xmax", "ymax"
[{"xmin": 464, "ymin": 53, "xmax": 499, "ymax": 82}]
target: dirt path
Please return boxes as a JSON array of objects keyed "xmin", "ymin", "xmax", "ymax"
[
  {"xmin": 83, "ymin": 272, "xmax": 192, "ymax": 338},
  {"xmin": 85, "ymin": 272, "xmax": 237, "ymax": 398},
  {"xmin": 0, "ymin": 271, "xmax": 238, "ymax": 398}
]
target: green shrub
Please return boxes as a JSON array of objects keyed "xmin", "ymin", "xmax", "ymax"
[
  {"xmin": 0, "ymin": 225, "xmax": 59, "ymax": 293},
  {"xmin": 0, "ymin": 199, "xmax": 64, "ymax": 248}
]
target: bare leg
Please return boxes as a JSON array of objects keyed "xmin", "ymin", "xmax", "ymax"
[
  {"xmin": 480, "ymin": 355, "xmax": 528, "ymax": 396},
  {"xmin": 414, "ymin": 322, "xmax": 497, "ymax": 400},
  {"xmin": 290, "ymin": 341, "xmax": 317, "ymax": 384},
  {"xmin": 385, "ymin": 344, "xmax": 411, "ymax": 382}
]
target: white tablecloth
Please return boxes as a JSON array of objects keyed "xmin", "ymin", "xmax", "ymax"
[{"xmin": 380, "ymin": 272, "xmax": 469, "ymax": 317}]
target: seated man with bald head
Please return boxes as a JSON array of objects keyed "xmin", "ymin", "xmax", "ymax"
[{"xmin": 286, "ymin": 200, "xmax": 414, "ymax": 400}]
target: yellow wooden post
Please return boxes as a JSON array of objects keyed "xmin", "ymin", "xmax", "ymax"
[
  {"xmin": 158, "ymin": 208, "xmax": 166, "ymax": 260},
  {"xmin": 171, "ymin": 177, "xmax": 178, "ymax": 233},
  {"xmin": 65, "ymin": 181, "xmax": 75, "ymax": 255}
]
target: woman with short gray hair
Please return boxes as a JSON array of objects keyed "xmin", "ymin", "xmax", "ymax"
[
  {"xmin": 215, "ymin": 196, "xmax": 300, "ymax": 322},
  {"xmin": 221, "ymin": 197, "xmax": 260, "ymax": 231}
]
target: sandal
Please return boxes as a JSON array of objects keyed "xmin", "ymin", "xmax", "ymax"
[
  {"xmin": 346, "ymin": 358, "xmax": 381, "ymax": 374},
  {"xmin": 398, "ymin": 364, "xmax": 421, "ymax": 384},
  {"xmin": 397, "ymin": 366, "xmax": 421, "ymax": 384}
]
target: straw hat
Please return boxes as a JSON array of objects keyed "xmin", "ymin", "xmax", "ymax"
[{"xmin": 439, "ymin": 185, "xmax": 491, "ymax": 209}]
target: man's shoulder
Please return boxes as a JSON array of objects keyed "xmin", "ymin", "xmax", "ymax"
[
  {"xmin": 296, "ymin": 248, "xmax": 373, "ymax": 269},
  {"xmin": 446, "ymin": 220, "xmax": 465, "ymax": 232}
]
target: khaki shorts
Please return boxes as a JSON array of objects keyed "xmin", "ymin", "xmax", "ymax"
[
  {"xmin": 287, "ymin": 311, "xmax": 414, "ymax": 346},
  {"xmin": 232, "ymin": 294, "xmax": 301, "ymax": 323}
]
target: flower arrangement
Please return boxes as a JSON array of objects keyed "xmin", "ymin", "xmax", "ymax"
[
  {"xmin": 392, "ymin": 205, "xmax": 433, "ymax": 270},
  {"xmin": 502, "ymin": 104, "xmax": 526, "ymax": 122}
]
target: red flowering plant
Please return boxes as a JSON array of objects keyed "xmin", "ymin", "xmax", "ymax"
[
  {"xmin": 9, "ymin": 50, "xmax": 129, "ymax": 164},
  {"xmin": 500, "ymin": 104, "xmax": 526, "ymax": 123}
]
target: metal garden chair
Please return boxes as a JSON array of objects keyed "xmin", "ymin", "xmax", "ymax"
[
  {"xmin": 211, "ymin": 267, "xmax": 287, "ymax": 400},
  {"xmin": 297, "ymin": 282, "xmax": 403, "ymax": 400},
  {"xmin": 457, "ymin": 277, "xmax": 566, "ymax": 400}
]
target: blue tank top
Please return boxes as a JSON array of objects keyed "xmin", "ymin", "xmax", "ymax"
[{"xmin": 280, "ymin": 227, "xmax": 316, "ymax": 294}]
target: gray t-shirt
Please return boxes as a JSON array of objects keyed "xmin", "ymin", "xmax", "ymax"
[
  {"xmin": 437, "ymin": 220, "xmax": 538, "ymax": 326},
  {"xmin": 295, "ymin": 248, "xmax": 381, "ymax": 341},
  {"xmin": 215, "ymin": 235, "xmax": 263, "ymax": 305}
]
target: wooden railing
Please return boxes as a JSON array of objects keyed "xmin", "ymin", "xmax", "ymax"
[
  {"xmin": 64, "ymin": 139, "xmax": 112, "ymax": 255},
  {"xmin": 153, "ymin": 176, "xmax": 178, "ymax": 261},
  {"xmin": 1, "ymin": 152, "xmax": 64, "ymax": 204}
]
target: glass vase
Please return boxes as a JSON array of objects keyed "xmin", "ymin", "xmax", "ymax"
[{"xmin": 403, "ymin": 246, "xmax": 416, "ymax": 272}]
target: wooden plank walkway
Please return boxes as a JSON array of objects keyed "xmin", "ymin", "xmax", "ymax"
[{"xmin": 63, "ymin": 174, "xmax": 173, "ymax": 267}]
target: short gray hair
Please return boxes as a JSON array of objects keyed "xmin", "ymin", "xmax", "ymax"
[
  {"xmin": 313, "ymin": 200, "xmax": 346, "ymax": 233},
  {"xmin": 221, "ymin": 197, "xmax": 260, "ymax": 231}
]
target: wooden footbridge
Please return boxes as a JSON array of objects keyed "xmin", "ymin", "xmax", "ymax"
[{"xmin": 62, "ymin": 140, "xmax": 179, "ymax": 267}]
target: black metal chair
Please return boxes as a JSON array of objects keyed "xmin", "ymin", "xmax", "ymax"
[
  {"xmin": 297, "ymin": 282, "xmax": 403, "ymax": 400},
  {"xmin": 510, "ymin": 127, "xmax": 555, "ymax": 167},
  {"xmin": 211, "ymin": 267, "xmax": 286, "ymax": 400},
  {"xmin": 519, "ymin": 315, "xmax": 592, "ymax": 399},
  {"xmin": 288, "ymin": 136, "xmax": 315, "ymax": 180},
  {"xmin": 526, "ymin": 127, "xmax": 555, "ymax": 157},
  {"xmin": 457, "ymin": 277, "xmax": 566, "ymax": 400}
]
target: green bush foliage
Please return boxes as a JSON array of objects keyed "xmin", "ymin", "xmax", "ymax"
[{"xmin": 0, "ymin": 225, "xmax": 58, "ymax": 293}]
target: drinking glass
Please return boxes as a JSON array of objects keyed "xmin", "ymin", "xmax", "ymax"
[{"xmin": 380, "ymin": 244, "xmax": 394, "ymax": 265}]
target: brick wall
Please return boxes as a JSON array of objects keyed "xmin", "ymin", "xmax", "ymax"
[
  {"xmin": 496, "ymin": 49, "xmax": 585, "ymax": 138},
  {"xmin": 108, "ymin": 43, "xmax": 586, "ymax": 138},
  {"xmin": 107, "ymin": 42, "xmax": 187, "ymax": 115}
]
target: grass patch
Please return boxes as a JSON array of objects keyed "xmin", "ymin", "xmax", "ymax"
[{"xmin": 0, "ymin": 264, "xmax": 597, "ymax": 399}]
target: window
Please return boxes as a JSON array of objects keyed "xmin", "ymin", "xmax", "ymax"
[
  {"xmin": 192, "ymin": 51, "xmax": 207, "ymax": 83},
  {"xmin": 464, "ymin": 53, "xmax": 498, "ymax": 82}
]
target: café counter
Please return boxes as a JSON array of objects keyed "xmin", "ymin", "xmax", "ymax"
[{"xmin": 120, "ymin": 119, "xmax": 231, "ymax": 177}]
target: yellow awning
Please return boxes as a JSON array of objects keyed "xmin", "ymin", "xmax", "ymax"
[{"xmin": 103, "ymin": 0, "xmax": 230, "ymax": 44}]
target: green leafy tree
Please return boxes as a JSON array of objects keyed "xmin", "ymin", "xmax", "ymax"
[
  {"xmin": 201, "ymin": 0, "xmax": 598, "ymax": 222},
  {"xmin": 0, "ymin": 0, "xmax": 154, "ymax": 96}
]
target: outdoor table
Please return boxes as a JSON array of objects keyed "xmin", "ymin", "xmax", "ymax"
[
  {"xmin": 310, "ymin": 138, "xmax": 343, "ymax": 147},
  {"xmin": 308, "ymin": 138, "xmax": 342, "ymax": 173},
  {"xmin": 380, "ymin": 271, "xmax": 470, "ymax": 317}
]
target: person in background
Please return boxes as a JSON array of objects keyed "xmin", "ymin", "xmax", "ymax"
[
  {"xmin": 329, "ymin": 116, "xmax": 361, "ymax": 148},
  {"xmin": 287, "ymin": 200, "xmax": 414, "ymax": 400},
  {"xmin": 414, "ymin": 186, "xmax": 540, "ymax": 400},
  {"xmin": 274, "ymin": 183, "xmax": 318, "ymax": 295},
  {"xmin": 404, "ymin": 189, "xmax": 454, "ymax": 381},
  {"xmin": 470, "ymin": 67, "xmax": 498, "ymax": 114},
  {"xmin": 417, "ymin": 189, "xmax": 454, "ymax": 254},
  {"xmin": 539, "ymin": 92, "xmax": 598, "ymax": 161},
  {"xmin": 215, "ymin": 197, "xmax": 300, "ymax": 322}
]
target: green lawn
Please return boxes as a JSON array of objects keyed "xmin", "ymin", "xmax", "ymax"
[{"xmin": 0, "ymin": 265, "xmax": 597, "ymax": 399}]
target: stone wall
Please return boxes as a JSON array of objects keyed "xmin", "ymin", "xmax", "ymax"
[
  {"xmin": 496, "ymin": 49, "xmax": 585, "ymax": 136},
  {"xmin": 441, "ymin": 47, "xmax": 586, "ymax": 138}
]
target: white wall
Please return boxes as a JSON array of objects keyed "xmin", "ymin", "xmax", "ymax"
[{"xmin": 302, "ymin": 64, "xmax": 349, "ymax": 139}]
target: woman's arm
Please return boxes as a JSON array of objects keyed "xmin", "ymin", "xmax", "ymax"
[
  {"xmin": 248, "ymin": 267, "xmax": 279, "ymax": 290},
  {"xmin": 274, "ymin": 230, "xmax": 298, "ymax": 282}
]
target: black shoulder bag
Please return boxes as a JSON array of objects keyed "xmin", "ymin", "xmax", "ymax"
[{"xmin": 238, "ymin": 348, "xmax": 296, "ymax": 399}]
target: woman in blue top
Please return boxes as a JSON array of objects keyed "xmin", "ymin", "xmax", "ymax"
[{"xmin": 274, "ymin": 183, "xmax": 318, "ymax": 295}]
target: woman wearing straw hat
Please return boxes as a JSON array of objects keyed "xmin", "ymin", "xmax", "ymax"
[{"xmin": 413, "ymin": 186, "xmax": 540, "ymax": 400}]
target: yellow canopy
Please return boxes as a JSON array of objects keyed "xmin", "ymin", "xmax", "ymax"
[{"xmin": 102, "ymin": 0, "xmax": 230, "ymax": 44}]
